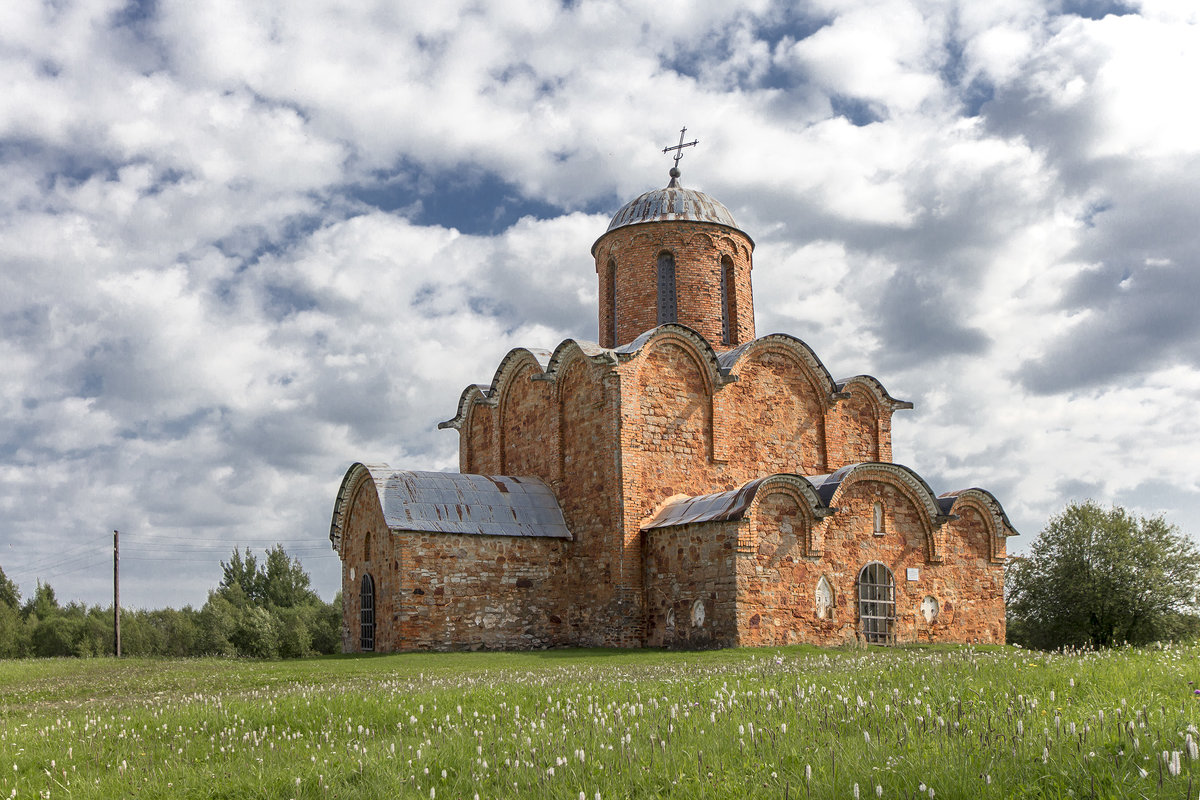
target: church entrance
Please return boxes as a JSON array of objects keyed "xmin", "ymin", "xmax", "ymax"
[
  {"xmin": 360, "ymin": 574, "xmax": 375, "ymax": 651},
  {"xmin": 858, "ymin": 563, "xmax": 895, "ymax": 645}
]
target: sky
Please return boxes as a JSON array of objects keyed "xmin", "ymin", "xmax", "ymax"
[{"xmin": 2, "ymin": 0, "xmax": 1199, "ymax": 610}]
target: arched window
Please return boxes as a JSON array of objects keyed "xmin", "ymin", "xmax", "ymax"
[
  {"xmin": 363, "ymin": 528, "xmax": 372, "ymax": 559},
  {"xmin": 656, "ymin": 251, "xmax": 677, "ymax": 325},
  {"xmin": 858, "ymin": 563, "xmax": 895, "ymax": 645},
  {"xmin": 873, "ymin": 502, "xmax": 884, "ymax": 536},
  {"xmin": 720, "ymin": 256, "xmax": 737, "ymax": 345},
  {"xmin": 815, "ymin": 576, "xmax": 835, "ymax": 620},
  {"xmin": 607, "ymin": 258, "xmax": 618, "ymax": 346},
  {"xmin": 360, "ymin": 573, "xmax": 375, "ymax": 652}
]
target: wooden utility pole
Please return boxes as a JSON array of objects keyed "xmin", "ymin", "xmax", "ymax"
[{"xmin": 113, "ymin": 529, "xmax": 121, "ymax": 657}]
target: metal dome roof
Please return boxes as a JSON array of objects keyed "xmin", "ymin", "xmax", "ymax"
[{"xmin": 602, "ymin": 173, "xmax": 743, "ymax": 236}]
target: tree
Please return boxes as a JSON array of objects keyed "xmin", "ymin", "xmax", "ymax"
[
  {"xmin": 206, "ymin": 545, "xmax": 336, "ymax": 658},
  {"xmin": 1006, "ymin": 501, "xmax": 1200, "ymax": 649},
  {"xmin": 0, "ymin": 566, "xmax": 24, "ymax": 657},
  {"xmin": 0, "ymin": 565, "xmax": 19, "ymax": 611},
  {"xmin": 218, "ymin": 548, "xmax": 263, "ymax": 606},
  {"xmin": 261, "ymin": 545, "xmax": 318, "ymax": 609}
]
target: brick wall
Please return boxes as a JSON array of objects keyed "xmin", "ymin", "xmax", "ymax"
[
  {"xmin": 389, "ymin": 533, "xmax": 568, "ymax": 651},
  {"xmin": 340, "ymin": 477, "xmax": 399, "ymax": 653},
  {"xmin": 593, "ymin": 222, "xmax": 754, "ymax": 349},
  {"xmin": 341, "ymin": 483, "xmax": 569, "ymax": 652},
  {"xmin": 556, "ymin": 355, "xmax": 629, "ymax": 645},
  {"xmin": 720, "ymin": 343, "xmax": 831, "ymax": 474},
  {"xmin": 499, "ymin": 360, "xmax": 558, "ymax": 480},
  {"xmin": 642, "ymin": 522, "xmax": 738, "ymax": 649},
  {"xmin": 734, "ymin": 474, "xmax": 1005, "ymax": 647}
]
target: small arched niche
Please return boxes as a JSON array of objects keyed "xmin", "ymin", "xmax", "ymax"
[{"xmin": 815, "ymin": 575, "xmax": 835, "ymax": 620}]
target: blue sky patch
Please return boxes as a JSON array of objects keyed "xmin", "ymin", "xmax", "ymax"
[
  {"xmin": 350, "ymin": 164, "xmax": 562, "ymax": 235},
  {"xmin": 1058, "ymin": 0, "xmax": 1138, "ymax": 20}
]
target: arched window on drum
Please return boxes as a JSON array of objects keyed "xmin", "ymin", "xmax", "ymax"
[{"xmin": 656, "ymin": 251, "xmax": 677, "ymax": 325}]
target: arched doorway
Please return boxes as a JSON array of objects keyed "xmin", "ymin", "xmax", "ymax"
[
  {"xmin": 858, "ymin": 563, "xmax": 895, "ymax": 645},
  {"xmin": 360, "ymin": 573, "xmax": 375, "ymax": 652}
]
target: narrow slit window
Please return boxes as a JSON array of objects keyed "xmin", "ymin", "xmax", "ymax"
[
  {"xmin": 720, "ymin": 256, "xmax": 736, "ymax": 345},
  {"xmin": 656, "ymin": 251, "xmax": 677, "ymax": 325},
  {"xmin": 607, "ymin": 258, "xmax": 618, "ymax": 346},
  {"xmin": 873, "ymin": 501, "xmax": 885, "ymax": 536}
]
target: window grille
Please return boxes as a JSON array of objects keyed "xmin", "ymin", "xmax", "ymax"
[
  {"xmin": 656, "ymin": 251, "xmax": 677, "ymax": 324},
  {"xmin": 360, "ymin": 573, "xmax": 375, "ymax": 652},
  {"xmin": 858, "ymin": 562, "xmax": 895, "ymax": 645}
]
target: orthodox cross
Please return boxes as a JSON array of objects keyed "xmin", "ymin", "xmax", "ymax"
[{"xmin": 663, "ymin": 127, "xmax": 699, "ymax": 170}]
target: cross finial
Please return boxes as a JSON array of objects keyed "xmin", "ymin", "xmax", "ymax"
[{"xmin": 662, "ymin": 126, "xmax": 698, "ymax": 185}]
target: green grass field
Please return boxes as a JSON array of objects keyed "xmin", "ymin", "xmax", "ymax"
[{"xmin": 2, "ymin": 644, "xmax": 1198, "ymax": 799}]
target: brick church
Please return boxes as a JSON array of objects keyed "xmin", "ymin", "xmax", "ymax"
[{"xmin": 329, "ymin": 152, "xmax": 1016, "ymax": 652}]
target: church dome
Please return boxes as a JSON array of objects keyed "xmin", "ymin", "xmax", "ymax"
[{"xmin": 601, "ymin": 171, "xmax": 744, "ymax": 238}]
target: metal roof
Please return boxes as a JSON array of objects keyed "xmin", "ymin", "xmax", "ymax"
[
  {"xmin": 642, "ymin": 478, "xmax": 773, "ymax": 529},
  {"xmin": 378, "ymin": 470, "xmax": 572, "ymax": 539},
  {"xmin": 592, "ymin": 176, "xmax": 749, "ymax": 254}
]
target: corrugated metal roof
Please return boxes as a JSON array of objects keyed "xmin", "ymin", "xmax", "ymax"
[{"xmin": 379, "ymin": 470, "xmax": 572, "ymax": 539}]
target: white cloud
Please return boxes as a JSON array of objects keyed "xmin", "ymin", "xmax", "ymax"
[{"xmin": 2, "ymin": 0, "xmax": 1199, "ymax": 608}]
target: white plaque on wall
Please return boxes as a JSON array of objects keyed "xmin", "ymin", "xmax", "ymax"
[{"xmin": 906, "ymin": 567, "xmax": 919, "ymax": 581}]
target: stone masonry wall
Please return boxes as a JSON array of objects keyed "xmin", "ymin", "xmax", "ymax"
[
  {"xmin": 341, "ymin": 478, "xmax": 400, "ymax": 653},
  {"xmin": 736, "ymin": 474, "xmax": 1004, "ymax": 647},
  {"xmin": 389, "ymin": 532, "xmax": 568, "ymax": 652},
  {"xmin": 463, "ymin": 398, "xmax": 499, "ymax": 474},
  {"xmin": 556, "ymin": 356, "xmax": 631, "ymax": 646},
  {"xmin": 642, "ymin": 521, "xmax": 738, "ymax": 649},
  {"xmin": 826, "ymin": 384, "xmax": 887, "ymax": 467},
  {"xmin": 340, "ymin": 473, "xmax": 570, "ymax": 653},
  {"xmin": 720, "ymin": 344, "xmax": 831, "ymax": 475},
  {"xmin": 500, "ymin": 360, "xmax": 559, "ymax": 480},
  {"xmin": 618, "ymin": 331, "xmax": 892, "ymax": 521},
  {"xmin": 593, "ymin": 222, "xmax": 754, "ymax": 349}
]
